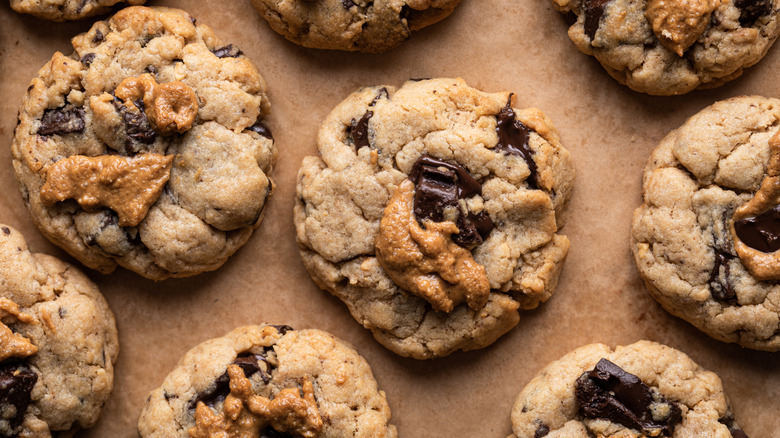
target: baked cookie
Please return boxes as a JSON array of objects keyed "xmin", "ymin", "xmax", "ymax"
[
  {"xmin": 509, "ymin": 341, "xmax": 748, "ymax": 438},
  {"xmin": 9, "ymin": 0, "xmax": 145, "ymax": 21},
  {"xmin": 0, "ymin": 224, "xmax": 119, "ymax": 437},
  {"xmin": 632, "ymin": 96, "xmax": 780, "ymax": 351},
  {"xmin": 551, "ymin": 0, "xmax": 780, "ymax": 95},
  {"xmin": 12, "ymin": 6, "xmax": 276, "ymax": 280},
  {"xmin": 251, "ymin": 0, "xmax": 461, "ymax": 53},
  {"xmin": 294, "ymin": 78, "xmax": 574, "ymax": 358},
  {"xmin": 138, "ymin": 325, "xmax": 396, "ymax": 438}
]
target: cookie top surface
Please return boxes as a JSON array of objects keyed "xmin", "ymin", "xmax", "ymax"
[
  {"xmin": 553, "ymin": 0, "xmax": 780, "ymax": 95},
  {"xmin": 251, "ymin": 0, "xmax": 461, "ymax": 53},
  {"xmin": 9, "ymin": 0, "xmax": 146, "ymax": 21},
  {"xmin": 294, "ymin": 78, "xmax": 574, "ymax": 358},
  {"xmin": 509, "ymin": 341, "xmax": 747, "ymax": 438},
  {"xmin": 631, "ymin": 96, "xmax": 780, "ymax": 351},
  {"xmin": 138, "ymin": 325, "xmax": 397, "ymax": 438},
  {"xmin": 12, "ymin": 6, "xmax": 276, "ymax": 280},
  {"xmin": 0, "ymin": 224, "xmax": 119, "ymax": 437}
]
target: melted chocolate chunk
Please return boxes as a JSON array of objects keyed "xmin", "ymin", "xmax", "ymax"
[
  {"xmin": 495, "ymin": 101, "xmax": 538, "ymax": 189},
  {"xmin": 709, "ymin": 251, "xmax": 736, "ymax": 301},
  {"xmin": 93, "ymin": 29, "xmax": 104, "ymax": 43},
  {"xmin": 342, "ymin": 0, "xmax": 356, "ymax": 8},
  {"xmin": 114, "ymin": 97, "xmax": 157, "ymax": 151},
  {"xmin": 349, "ymin": 88, "xmax": 388, "ymax": 149},
  {"xmin": 248, "ymin": 121, "xmax": 274, "ymax": 140},
  {"xmin": 720, "ymin": 415, "xmax": 750, "ymax": 438},
  {"xmin": 575, "ymin": 359, "xmax": 682, "ymax": 436},
  {"xmin": 37, "ymin": 106, "xmax": 85, "ymax": 136},
  {"xmin": 735, "ymin": 0, "xmax": 772, "ymax": 27},
  {"xmin": 212, "ymin": 44, "xmax": 242, "ymax": 59},
  {"xmin": 80, "ymin": 53, "xmax": 96, "ymax": 66},
  {"xmin": 535, "ymin": 424, "xmax": 550, "ymax": 437},
  {"xmin": 189, "ymin": 351, "xmax": 274, "ymax": 411},
  {"xmin": 408, "ymin": 155, "xmax": 494, "ymax": 247},
  {"xmin": 0, "ymin": 361, "xmax": 37, "ymax": 431},
  {"xmin": 583, "ymin": 0, "xmax": 611, "ymax": 40},
  {"xmin": 734, "ymin": 204, "xmax": 780, "ymax": 253}
]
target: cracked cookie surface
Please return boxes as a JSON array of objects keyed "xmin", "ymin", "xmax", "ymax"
[
  {"xmin": 12, "ymin": 6, "xmax": 276, "ymax": 280},
  {"xmin": 9, "ymin": 0, "xmax": 145, "ymax": 21},
  {"xmin": 552, "ymin": 0, "xmax": 780, "ymax": 95},
  {"xmin": 294, "ymin": 78, "xmax": 574, "ymax": 358},
  {"xmin": 138, "ymin": 325, "xmax": 397, "ymax": 438},
  {"xmin": 631, "ymin": 96, "xmax": 780, "ymax": 351},
  {"xmin": 509, "ymin": 341, "xmax": 747, "ymax": 438},
  {"xmin": 0, "ymin": 224, "xmax": 118, "ymax": 437},
  {"xmin": 251, "ymin": 0, "xmax": 461, "ymax": 53}
]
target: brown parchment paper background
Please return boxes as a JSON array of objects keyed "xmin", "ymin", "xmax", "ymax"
[{"xmin": 0, "ymin": 0, "xmax": 779, "ymax": 436}]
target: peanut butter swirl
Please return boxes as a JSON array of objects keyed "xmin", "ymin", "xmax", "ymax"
[
  {"xmin": 0, "ymin": 298, "xmax": 37, "ymax": 362},
  {"xmin": 40, "ymin": 154, "xmax": 174, "ymax": 227},
  {"xmin": 645, "ymin": 0, "xmax": 721, "ymax": 56},
  {"xmin": 375, "ymin": 180, "xmax": 490, "ymax": 313},
  {"xmin": 115, "ymin": 73, "xmax": 199, "ymax": 135},
  {"xmin": 189, "ymin": 365, "xmax": 322, "ymax": 438}
]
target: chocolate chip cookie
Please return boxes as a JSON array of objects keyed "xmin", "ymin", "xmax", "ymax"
[
  {"xmin": 0, "ymin": 224, "xmax": 119, "ymax": 437},
  {"xmin": 138, "ymin": 325, "xmax": 397, "ymax": 438},
  {"xmin": 9, "ymin": 0, "xmax": 145, "ymax": 21},
  {"xmin": 509, "ymin": 341, "xmax": 748, "ymax": 438},
  {"xmin": 12, "ymin": 6, "xmax": 276, "ymax": 280},
  {"xmin": 251, "ymin": 0, "xmax": 461, "ymax": 53},
  {"xmin": 294, "ymin": 78, "xmax": 574, "ymax": 358},
  {"xmin": 552, "ymin": 0, "xmax": 780, "ymax": 95},
  {"xmin": 632, "ymin": 96, "xmax": 780, "ymax": 351}
]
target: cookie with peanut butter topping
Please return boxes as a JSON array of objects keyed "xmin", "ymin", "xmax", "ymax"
[
  {"xmin": 632, "ymin": 96, "xmax": 780, "ymax": 351},
  {"xmin": 9, "ymin": 0, "xmax": 145, "ymax": 21},
  {"xmin": 0, "ymin": 224, "xmax": 119, "ymax": 437},
  {"xmin": 294, "ymin": 78, "xmax": 574, "ymax": 358},
  {"xmin": 552, "ymin": 0, "xmax": 780, "ymax": 94},
  {"xmin": 12, "ymin": 6, "xmax": 276, "ymax": 280},
  {"xmin": 138, "ymin": 325, "xmax": 396, "ymax": 438}
]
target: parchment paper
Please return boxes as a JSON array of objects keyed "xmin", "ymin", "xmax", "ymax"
[{"xmin": 0, "ymin": 1, "xmax": 778, "ymax": 436}]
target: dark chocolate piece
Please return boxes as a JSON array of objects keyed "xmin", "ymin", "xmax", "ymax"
[
  {"xmin": 261, "ymin": 429, "xmax": 294, "ymax": 438},
  {"xmin": 342, "ymin": 0, "xmax": 356, "ymax": 9},
  {"xmin": 583, "ymin": 0, "xmax": 611, "ymax": 40},
  {"xmin": 709, "ymin": 250, "xmax": 736, "ymax": 301},
  {"xmin": 351, "ymin": 111, "xmax": 373, "ymax": 149},
  {"xmin": 408, "ymin": 155, "xmax": 494, "ymax": 247},
  {"xmin": 189, "ymin": 351, "xmax": 274, "ymax": 410},
  {"xmin": 734, "ymin": 204, "xmax": 780, "ymax": 253},
  {"xmin": 93, "ymin": 29, "xmax": 104, "ymax": 43},
  {"xmin": 212, "ymin": 44, "xmax": 242, "ymax": 59},
  {"xmin": 495, "ymin": 101, "xmax": 538, "ymax": 189},
  {"xmin": 248, "ymin": 121, "xmax": 274, "ymax": 140},
  {"xmin": 270, "ymin": 325, "xmax": 293, "ymax": 335},
  {"xmin": 145, "ymin": 65, "xmax": 158, "ymax": 75},
  {"xmin": 1, "ymin": 227, "xmax": 9, "ymax": 235},
  {"xmin": 80, "ymin": 53, "xmax": 96, "ymax": 66},
  {"xmin": 534, "ymin": 424, "xmax": 550, "ymax": 437},
  {"xmin": 37, "ymin": 106, "xmax": 85, "ymax": 137},
  {"xmin": 720, "ymin": 414, "xmax": 750, "ymax": 438},
  {"xmin": 575, "ymin": 358, "xmax": 682, "ymax": 436},
  {"xmin": 113, "ymin": 97, "xmax": 157, "ymax": 151},
  {"xmin": 0, "ymin": 361, "xmax": 37, "ymax": 431},
  {"xmin": 735, "ymin": 0, "xmax": 772, "ymax": 27}
]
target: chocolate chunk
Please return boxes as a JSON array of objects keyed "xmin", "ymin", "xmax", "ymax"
[
  {"xmin": 80, "ymin": 53, "xmax": 96, "ymax": 66},
  {"xmin": 535, "ymin": 424, "xmax": 550, "ymax": 437},
  {"xmin": 0, "ymin": 361, "xmax": 37, "ymax": 431},
  {"xmin": 576, "ymin": 359, "xmax": 682, "ymax": 436},
  {"xmin": 342, "ymin": 0, "xmax": 356, "ymax": 8},
  {"xmin": 350, "ymin": 111, "xmax": 374, "ymax": 149},
  {"xmin": 113, "ymin": 97, "xmax": 157, "ymax": 151},
  {"xmin": 248, "ymin": 121, "xmax": 274, "ymax": 140},
  {"xmin": 261, "ymin": 429, "xmax": 294, "ymax": 438},
  {"xmin": 145, "ymin": 65, "xmax": 158, "ymax": 75},
  {"xmin": 212, "ymin": 44, "xmax": 242, "ymax": 59},
  {"xmin": 734, "ymin": 204, "xmax": 780, "ymax": 253},
  {"xmin": 583, "ymin": 0, "xmax": 611, "ymax": 40},
  {"xmin": 189, "ymin": 351, "xmax": 275, "ymax": 410},
  {"xmin": 93, "ymin": 29, "xmax": 104, "ymax": 43},
  {"xmin": 720, "ymin": 415, "xmax": 750, "ymax": 438},
  {"xmin": 270, "ymin": 324, "xmax": 293, "ymax": 335},
  {"xmin": 495, "ymin": 101, "xmax": 538, "ymax": 189},
  {"xmin": 37, "ymin": 106, "xmax": 85, "ymax": 136},
  {"xmin": 709, "ymin": 250, "xmax": 736, "ymax": 301},
  {"xmin": 735, "ymin": 0, "xmax": 772, "ymax": 27},
  {"xmin": 1, "ymin": 227, "xmax": 9, "ymax": 235},
  {"xmin": 408, "ymin": 155, "xmax": 494, "ymax": 248}
]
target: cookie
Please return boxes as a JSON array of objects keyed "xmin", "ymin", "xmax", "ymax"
[
  {"xmin": 509, "ymin": 341, "xmax": 748, "ymax": 438},
  {"xmin": 138, "ymin": 325, "xmax": 396, "ymax": 438},
  {"xmin": 551, "ymin": 0, "xmax": 780, "ymax": 95},
  {"xmin": 0, "ymin": 224, "xmax": 119, "ymax": 437},
  {"xmin": 251, "ymin": 0, "xmax": 461, "ymax": 53},
  {"xmin": 631, "ymin": 96, "xmax": 780, "ymax": 351},
  {"xmin": 12, "ymin": 6, "xmax": 276, "ymax": 280},
  {"xmin": 294, "ymin": 78, "xmax": 574, "ymax": 359},
  {"xmin": 9, "ymin": 0, "xmax": 145, "ymax": 21}
]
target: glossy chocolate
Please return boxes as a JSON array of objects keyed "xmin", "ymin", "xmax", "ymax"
[
  {"xmin": 583, "ymin": 0, "xmax": 611, "ymax": 40},
  {"xmin": 709, "ymin": 251, "xmax": 736, "ymax": 301},
  {"xmin": 114, "ymin": 98, "xmax": 157, "ymax": 152},
  {"xmin": 575, "ymin": 359, "xmax": 682, "ymax": 436},
  {"xmin": 495, "ymin": 103, "xmax": 538, "ymax": 189},
  {"xmin": 37, "ymin": 106, "xmax": 85, "ymax": 137},
  {"xmin": 349, "ymin": 88, "xmax": 388, "ymax": 149},
  {"xmin": 734, "ymin": 204, "xmax": 780, "ymax": 253},
  {"xmin": 189, "ymin": 351, "xmax": 273, "ymax": 410},
  {"xmin": 0, "ymin": 361, "xmax": 37, "ymax": 431},
  {"xmin": 248, "ymin": 121, "xmax": 274, "ymax": 140}
]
